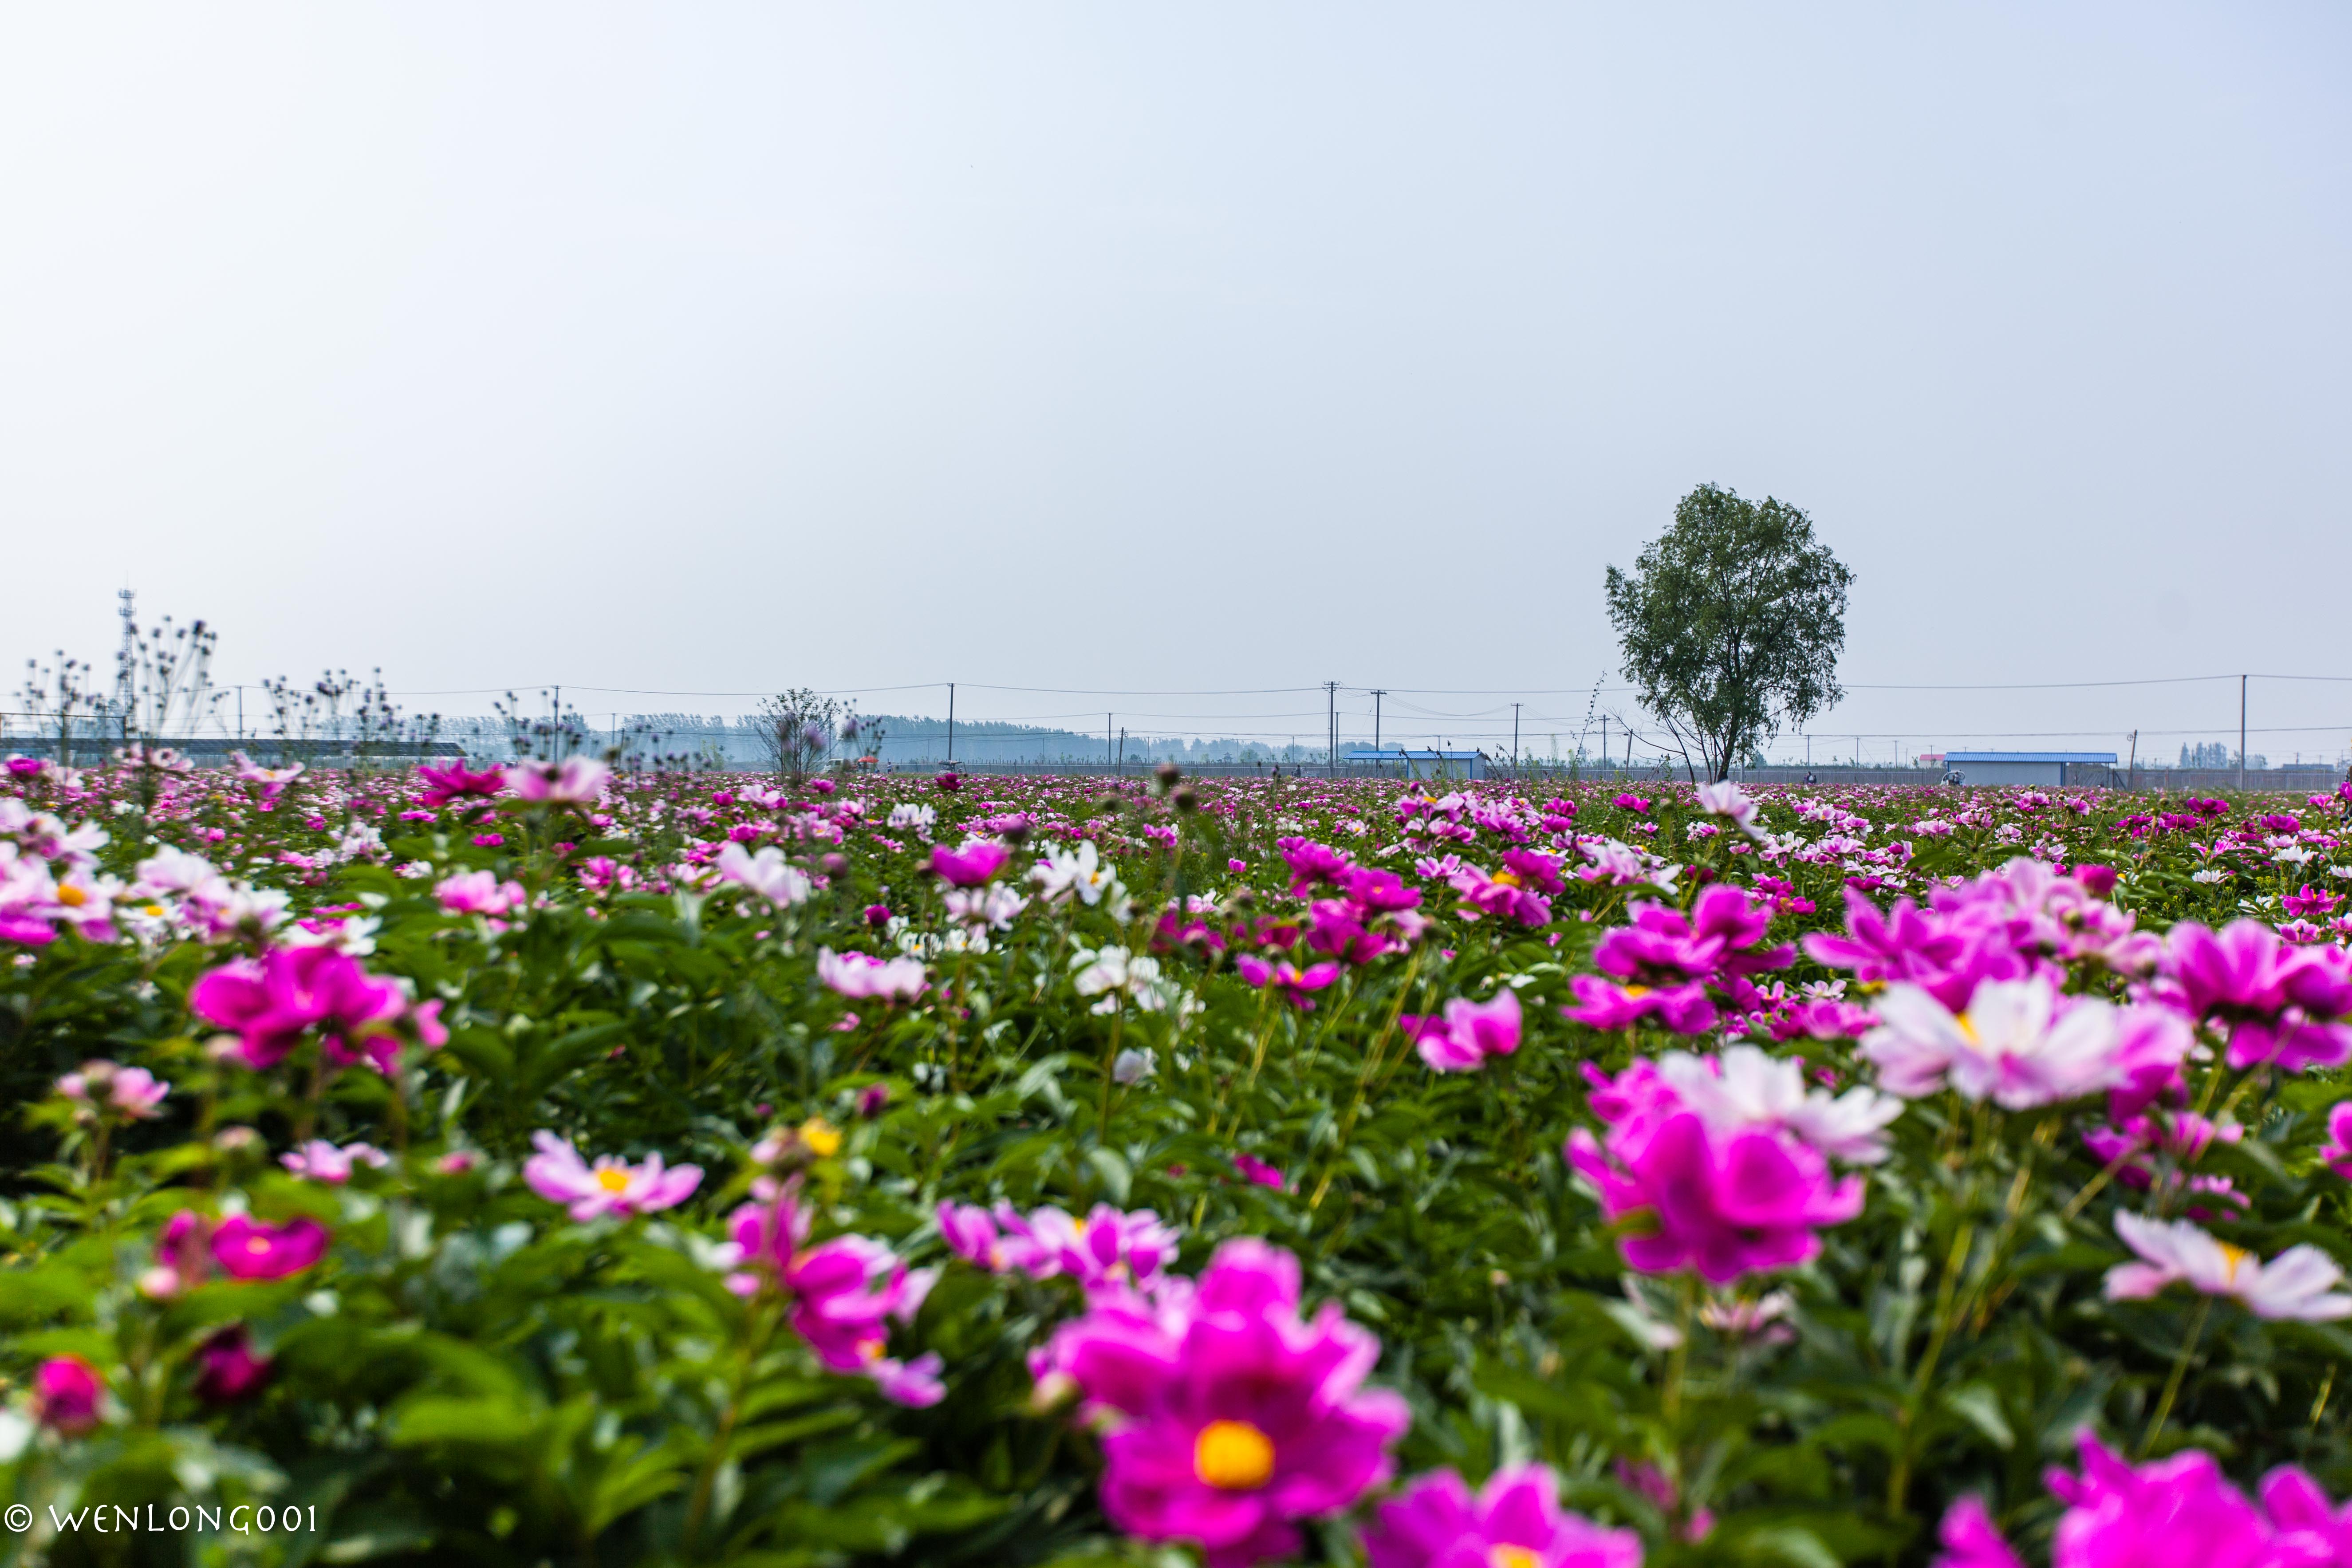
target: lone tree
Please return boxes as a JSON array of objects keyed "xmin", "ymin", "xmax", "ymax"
[{"xmin": 1604, "ymin": 484, "xmax": 1853, "ymax": 781}]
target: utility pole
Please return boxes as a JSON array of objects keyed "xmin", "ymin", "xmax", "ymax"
[
  {"xmin": 1325, "ymin": 680, "xmax": 1338, "ymax": 777},
  {"xmin": 2239, "ymin": 674, "xmax": 2247, "ymax": 792},
  {"xmin": 947, "ymin": 682, "xmax": 955, "ymax": 766},
  {"xmin": 1511, "ymin": 702, "xmax": 1521, "ymax": 778},
  {"xmin": 1371, "ymin": 689, "xmax": 1386, "ymax": 759},
  {"xmin": 1600, "ymin": 716, "xmax": 1608, "ymax": 776},
  {"xmin": 1106, "ymin": 713, "xmax": 1112, "ymax": 773}
]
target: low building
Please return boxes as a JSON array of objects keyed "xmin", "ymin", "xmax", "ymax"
[
  {"xmin": 1345, "ymin": 748, "xmax": 1487, "ymax": 780},
  {"xmin": 1943, "ymin": 751, "xmax": 2116, "ymax": 787}
]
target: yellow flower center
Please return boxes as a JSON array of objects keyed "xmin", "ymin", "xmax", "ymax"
[
  {"xmin": 1193, "ymin": 1420, "xmax": 1276, "ymax": 1491},
  {"xmin": 1492, "ymin": 870, "xmax": 1522, "ymax": 888},
  {"xmin": 1954, "ymin": 1012, "xmax": 1981, "ymax": 1044},
  {"xmin": 860, "ymin": 1339, "xmax": 886, "ymax": 1363},
  {"xmin": 596, "ymin": 1168, "xmax": 633, "ymax": 1193},
  {"xmin": 56, "ymin": 884, "xmax": 87, "ymax": 907},
  {"xmin": 2218, "ymin": 1242, "xmax": 2253, "ymax": 1282},
  {"xmin": 143, "ymin": 904, "xmax": 164, "ymax": 917},
  {"xmin": 800, "ymin": 1118, "xmax": 842, "ymax": 1157},
  {"xmin": 1490, "ymin": 1548, "xmax": 1541, "ymax": 1568},
  {"xmin": 246, "ymin": 1236, "xmax": 272, "ymax": 1255},
  {"xmin": 1624, "ymin": 985, "xmax": 1651, "ymax": 999}
]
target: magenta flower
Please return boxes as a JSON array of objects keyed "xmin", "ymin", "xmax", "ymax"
[
  {"xmin": 1448, "ymin": 864, "xmax": 1553, "ymax": 927},
  {"xmin": 1364, "ymin": 1464, "xmax": 1643, "ymax": 1568},
  {"xmin": 2158, "ymin": 920, "xmax": 2352, "ymax": 1072},
  {"xmin": 1562, "ymin": 976, "xmax": 1720, "ymax": 1035},
  {"xmin": 1233, "ymin": 1153, "xmax": 1286, "ymax": 1190},
  {"xmin": 816, "ymin": 946, "xmax": 929, "ymax": 1003},
  {"xmin": 1234, "ymin": 955, "xmax": 1343, "ymax": 1010},
  {"xmin": 192, "ymin": 1324, "xmax": 273, "ymax": 1406},
  {"xmin": 942, "ymin": 1201, "xmax": 1182, "ymax": 1288},
  {"xmin": 1402, "ymin": 988, "xmax": 1523, "ymax": 1072},
  {"xmin": 1565, "ymin": 1102, "xmax": 1863, "ymax": 1284},
  {"xmin": 724, "ymin": 1178, "xmax": 943, "ymax": 1406},
  {"xmin": 1304, "ymin": 900, "xmax": 1401, "ymax": 965},
  {"xmin": 2319, "ymin": 1102, "xmax": 2352, "ymax": 1180},
  {"xmin": 931, "ymin": 839, "xmax": 1011, "ymax": 886},
  {"xmin": 188, "ymin": 945, "xmax": 410, "ymax": 1072},
  {"xmin": 33, "ymin": 1355, "xmax": 106, "ymax": 1434},
  {"xmin": 209, "ymin": 1214, "xmax": 332, "ymax": 1280},
  {"xmin": 1339, "ymin": 866, "xmax": 1422, "ymax": 913},
  {"xmin": 1929, "ymin": 1497, "xmax": 2022, "ymax": 1568},
  {"xmin": 415, "ymin": 759, "xmax": 507, "ymax": 808},
  {"xmin": 2046, "ymin": 1432, "xmax": 2279, "ymax": 1568},
  {"xmin": 1276, "ymin": 836, "xmax": 1354, "ymax": 894},
  {"xmin": 1043, "ymin": 1239, "xmax": 1409, "ymax": 1568},
  {"xmin": 524, "ymin": 1131, "xmax": 702, "ymax": 1221}
]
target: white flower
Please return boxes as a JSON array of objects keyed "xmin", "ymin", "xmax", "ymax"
[
  {"xmin": 886, "ymin": 803, "xmax": 936, "ymax": 831},
  {"xmin": 2274, "ymin": 844, "xmax": 2316, "ymax": 866},
  {"xmin": 715, "ymin": 843, "xmax": 811, "ymax": 907},
  {"xmin": 2192, "ymin": 868, "xmax": 2230, "ymax": 884},
  {"xmin": 1859, "ymin": 978, "xmax": 2121, "ymax": 1109},
  {"xmin": 1112, "ymin": 1048, "xmax": 1157, "ymax": 1084},
  {"xmin": 1030, "ymin": 840, "xmax": 1121, "ymax": 908},
  {"xmin": 395, "ymin": 859, "xmax": 434, "ymax": 879},
  {"xmin": 1657, "ymin": 1044, "xmax": 1904, "ymax": 1163},
  {"xmin": 2106, "ymin": 1212, "xmax": 2352, "ymax": 1321}
]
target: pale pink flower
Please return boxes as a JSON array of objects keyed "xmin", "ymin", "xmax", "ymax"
[
  {"xmin": 280, "ymin": 1139, "xmax": 390, "ymax": 1184},
  {"xmin": 504, "ymin": 757, "xmax": 611, "ymax": 804},
  {"xmin": 1860, "ymin": 977, "xmax": 2131, "ymax": 1108},
  {"xmin": 2105, "ymin": 1211, "xmax": 2352, "ymax": 1320},
  {"xmin": 715, "ymin": 842, "xmax": 812, "ymax": 907},
  {"xmin": 816, "ymin": 947, "xmax": 928, "ymax": 1003},
  {"xmin": 523, "ymin": 1131, "xmax": 702, "ymax": 1221},
  {"xmin": 436, "ymin": 869, "xmax": 527, "ymax": 917}
]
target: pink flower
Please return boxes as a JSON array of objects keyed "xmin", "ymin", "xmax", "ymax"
[
  {"xmin": 1565, "ymin": 1099, "xmax": 1863, "ymax": 1284},
  {"xmin": 2104, "ymin": 1211, "xmax": 2352, "ymax": 1320},
  {"xmin": 1860, "ymin": 978, "xmax": 2141, "ymax": 1109},
  {"xmin": 415, "ymin": 759, "xmax": 506, "ymax": 808},
  {"xmin": 1402, "ymin": 989, "xmax": 1523, "ymax": 1072},
  {"xmin": 1364, "ymin": 1464, "xmax": 1643, "ymax": 1568},
  {"xmin": 1928, "ymin": 1497, "xmax": 2023, "ymax": 1568},
  {"xmin": 435, "ymin": 869, "xmax": 526, "ymax": 917},
  {"xmin": 1448, "ymin": 864, "xmax": 1553, "ymax": 927},
  {"xmin": 715, "ymin": 842, "xmax": 812, "ymax": 906},
  {"xmin": 192, "ymin": 1324, "xmax": 273, "ymax": 1406},
  {"xmin": 816, "ymin": 947, "xmax": 928, "ymax": 1002},
  {"xmin": 1233, "ymin": 955, "xmax": 1343, "ymax": 1010},
  {"xmin": 1276, "ymin": 836, "xmax": 1354, "ymax": 894},
  {"xmin": 1233, "ymin": 1153, "xmax": 1285, "ymax": 1190},
  {"xmin": 2046, "ymin": 1432, "xmax": 2278, "ymax": 1568},
  {"xmin": 2319, "ymin": 1102, "xmax": 2352, "ymax": 1181},
  {"xmin": 1562, "ymin": 976, "xmax": 1720, "ymax": 1035},
  {"xmin": 504, "ymin": 757, "xmax": 611, "ymax": 804},
  {"xmin": 188, "ymin": 946, "xmax": 411, "ymax": 1072},
  {"xmin": 930, "ymin": 839, "xmax": 1011, "ymax": 886},
  {"xmin": 524, "ymin": 1131, "xmax": 702, "ymax": 1221},
  {"xmin": 280, "ymin": 1139, "xmax": 390, "ymax": 1184},
  {"xmin": 33, "ymin": 1355, "xmax": 106, "ymax": 1434},
  {"xmin": 209, "ymin": 1214, "xmax": 332, "ymax": 1280},
  {"xmin": 55, "ymin": 1059, "xmax": 169, "ymax": 1121},
  {"xmin": 1042, "ymin": 1239, "xmax": 1409, "ymax": 1568},
  {"xmin": 2158, "ymin": 920, "xmax": 2352, "ymax": 1072},
  {"xmin": 724, "ymin": 1178, "xmax": 943, "ymax": 1406},
  {"xmin": 945, "ymin": 1201, "xmax": 1182, "ymax": 1287}
]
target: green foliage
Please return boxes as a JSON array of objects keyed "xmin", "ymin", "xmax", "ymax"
[{"xmin": 1605, "ymin": 484, "xmax": 1855, "ymax": 781}]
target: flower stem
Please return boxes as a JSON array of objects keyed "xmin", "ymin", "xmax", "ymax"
[{"xmin": 2141, "ymin": 1295, "xmax": 2212, "ymax": 1456}]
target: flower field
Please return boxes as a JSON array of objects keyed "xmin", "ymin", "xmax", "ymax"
[{"xmin": 5, "ymin": 751, "xmax": 2352, "ymax": 1567}]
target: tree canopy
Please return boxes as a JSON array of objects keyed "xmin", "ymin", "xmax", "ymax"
[{"xmin": 1604, "ymin": 484, "xmax": 1853, "ymax": 781}]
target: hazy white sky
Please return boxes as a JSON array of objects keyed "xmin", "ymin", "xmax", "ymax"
[{"xmin": 4, "ymin": 4, "xmax": 2348, "ymax": 761}]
